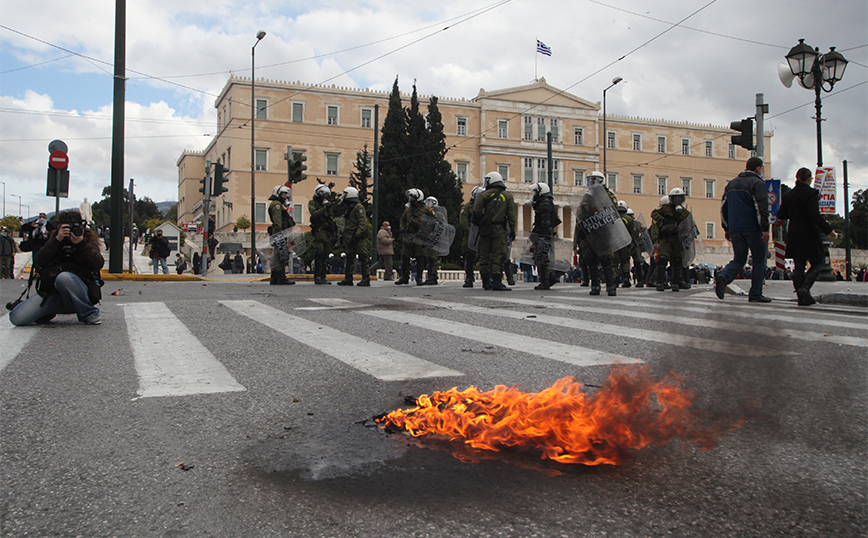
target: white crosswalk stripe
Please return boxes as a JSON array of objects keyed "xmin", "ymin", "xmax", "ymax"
[
  {"xmin": 359, "ymin": 308, "xmax": 638, "ymax": 367},
  {"xmin": 480, "ymin": 295, "xmax": 868, "ymax": 348},
  {"xmin": 221, "ymin": 299, "xmax": 463, "ymax": 381},
  {"xmin": 391, "ymin": 296, "xmax": 790, "ymax": 357},
  {"xmin": 123, "ymin": 302, "xmax": 246, "ymax": 399},
  {"xmin": 0, "ymin": 316, "xmax": 38, "ymax": 374}
]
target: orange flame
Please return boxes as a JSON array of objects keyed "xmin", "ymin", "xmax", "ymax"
[{"xmin": 377, "ymin": 365, "xmax": 742, "ymax": 466}]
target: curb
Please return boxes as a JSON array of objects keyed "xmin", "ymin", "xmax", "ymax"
[{"xmin": 817, "ymin": 293, "xmax": 868, "ymax": 308}]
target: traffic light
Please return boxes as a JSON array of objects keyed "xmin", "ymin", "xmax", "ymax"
[
  {"xmin": 212, "ymin": 163, "xmax": 229, "ymax": 197},
  {"xmin": 289, "ymin": 153, "xmax": 307, "ymax": 184},
  {"xmin": 730, "ymin": 118, "xmax": 754, "ymax": 150},
  {"xmin": 199, "ymin": 175, "xmax": 211, "ymax": 195}
]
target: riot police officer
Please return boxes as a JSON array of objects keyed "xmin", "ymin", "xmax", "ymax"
[
  {"xmin": 309, "ymin": 184, "xmax": 337, "ymax": 285},
  {"xmin": 574, "ymin": 172, "xmax": 618, "ymax": 296},
  {"xmin": 528, "ymin": 182, "xmax": 561, "ymax": 290},
  {"xmin": 395, "ymin": 189, "xmax": 432, "ymax": 285},
  {"xmin": 650, "ymin": 187, "xmax": 691, "ymax": 291},
  {"xmin": 268, "ymin": 185, "xmax": 296, "ymax": 285},
  {"xmin": 613, "ymin": 201, "xmax": 634, "ymax": 287},
  {"xmin": 472, "ymin": 171, "xmax": 516, "ymax": 291},
  {"xmin": 459, "ymin": 186, "xmax": 483, "ymax": 287},
  {"xmin": 337, "ymin": 187, "xmax": 371, "ymax": 287}
]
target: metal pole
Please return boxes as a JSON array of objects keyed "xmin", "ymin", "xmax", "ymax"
[
  {"xmin": 602, "ymin": 88, "xmax": 608, "ymax": 174},
  {"xmin": 109, "ymin": 0, "xmax": 126, "ymax": 273},
  {"xmin": 128, "ymin": 178, "xmax": 134, "ymax": 274},
  {"xmin": 844, "ymin": 159, "xmax": 851, "ymax": 280},
  {"xmin": 755, "ymin": 93, "xmax": 766, "ymax": 160},
  {"xmin": 546, "ymin": 131, "xmax": 553, "ymax": 190},
  {"xmin": 250, "ymin": 31, "xmax": 265, "ymax": 275},
  {"xmin": 1, "ymin": 181, "xmax": 5, "ymax": 217},
  {"xmin": 371, "ymin": 104, "xmax": 380, "ymax": 263}
]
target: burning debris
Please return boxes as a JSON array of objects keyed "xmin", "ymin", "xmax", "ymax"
[{"xmin": 376, "ymin": 364, "xmax": 746, "ymax": 467}]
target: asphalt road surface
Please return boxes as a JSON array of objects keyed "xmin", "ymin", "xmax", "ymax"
[{"xmin": 1, "ymin": 279, "xmax": 866, "ymax": 538}]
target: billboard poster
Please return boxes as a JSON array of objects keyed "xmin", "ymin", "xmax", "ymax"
[{"xmin": 813, "ymin": 167, "xmax": 836, "ymax": 214}]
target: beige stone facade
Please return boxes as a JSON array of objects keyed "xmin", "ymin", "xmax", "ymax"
[{"xmin": 177, "ymin": 77, "xmax": 771, "ymax": 248}]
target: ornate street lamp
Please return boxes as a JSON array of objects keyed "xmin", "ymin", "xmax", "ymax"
[
  {"xmin": 602, "ymin": 76, "xmax": 623, "ymax": 176},
  {"xmin": 250, "ymin": 30, "xmax": 266, "ymax": 268},
  {"xmin": 783, "ymin": 38, "xmax": 848, "ymax": 281}
]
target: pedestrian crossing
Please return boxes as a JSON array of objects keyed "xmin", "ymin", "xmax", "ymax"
[{"xmin": 2, "ymin": 293, "xmax": 865, "ymax": 397}]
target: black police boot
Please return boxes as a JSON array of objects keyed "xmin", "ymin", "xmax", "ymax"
[
  {"xmin": 423, "ymin": 258, "xmax": 438, "ymax": 285},
  {"xmin": 671, "ymin": 264, "xmax": 682, "ymax": 292},
  {"xmin": 463, "ymin": 256, "xmax": 475, "ymax": 287},
  {"xmin": 481, "ymin": 273, "xmax": 492, "ymax": 290},
  {"xmin": 357, "ymin": 256, "xmax": 371, "ymax": 287},
  {"xmin": 590, "ymin": 283, "xmax": 601, "ymax": 296},
  {"xmin": 588, "ymin": 265, "xmax": 601, "ymax": 295},
  {"xmin": 655, "ymin": 257, "xmax": 668, "ymax": 291},
  {"xmin": 320, "ymin": 258, "xmax": 332, "ymax": 284},
  {"xmin": 534, "ymin": 267, "xmax": 550, "ymax": 290},
  {"xmin": 337, "ymin": 259, "xmax": 354, "ymax": 286},
  {"xmin": 506, "ymin": 269, "xmax": 516, "ymax": 286},
  {"xmin": 395, "ymin": 257, "xmax": 410, "ymax": 285},
  {"xmin": 313, "ymin": 253, "xmax": 326, "ymax": 284},
  {"xmin": 490, "ymin": 272, "xmax": 511, "ymax": 291},
  {"xmin": 415, "ymin": 256, "xmax": 427, "ymax": 285}
]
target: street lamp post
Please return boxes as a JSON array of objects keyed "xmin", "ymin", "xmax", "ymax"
[
  {"xmin": 23, "ymin": 205, "xmax": 30, "ymax": 219},
  {"xmin": 10, "ymin": 194, "xmax": 21, "ymax": 218},
  {"xmin": 250, "ymin": 30, "xmax": 266, "ymax": 268},
  {"xmin": 602, "ymin": 76, "xmax": 623, "ymax": 176},
  {"xmin": 1, "ymin": 181, "xmax": 5, "ymax": 217},
  {"xmin": 784, "ymin": 38, "xmax": 848, "ymax": 281}
]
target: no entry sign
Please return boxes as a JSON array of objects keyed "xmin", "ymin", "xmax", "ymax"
[{"xmin": 49, "ymin": 150, "xmax": 69, "ymax": 169}]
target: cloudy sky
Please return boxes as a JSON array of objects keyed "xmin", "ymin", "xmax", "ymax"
[{"xmin": 1, "ymin": 0, "xmax": 865, "ymax": 219}]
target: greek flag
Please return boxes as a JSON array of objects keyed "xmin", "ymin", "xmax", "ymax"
[{"xmin": 536, "ymin": 40, "xmax": 552, "ymax": 57}]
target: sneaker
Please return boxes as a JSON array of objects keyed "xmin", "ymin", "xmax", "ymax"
[
  {"xmin": 83, "ymin": 315, "xmax": 102, "ymax": 325},
  {"xmin": 748, "ymin": 295, "xmax": 772, "ymax": 303},
  {"xmin": 714, "ymin": 275, "xmax": 726, "ymax": 300}
]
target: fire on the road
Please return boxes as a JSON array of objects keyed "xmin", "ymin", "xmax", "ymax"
[{"xmin": 376, "ymin": 365, "xmax": 744, "ymax": 466}]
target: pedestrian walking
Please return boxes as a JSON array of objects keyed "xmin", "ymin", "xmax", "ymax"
[
  {"xmin": 715, "ymin": 157, "xmax": 771, "ymax": 303},
  {"xmin": 0, "ymin": 226, "xmax": 17, "ymax": 278},
  {"xmin": 370, "ymin": 221, "xmax": 395, "ymax": 280},
  {"xmin": 776, "ymin": 167, "xmax": 838, "ymax": 305}
]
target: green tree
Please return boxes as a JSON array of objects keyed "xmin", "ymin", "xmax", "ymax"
[
  {"xmin": 163, "ymin": 203, "xmax": 178, "ymax": 222},
  {"xmin": 422, "ymin": 95, "xmax": 464, "ymax": 260},
  {"xmin": 0, "ymin": 215, "xmax": 22, "ymax": 232},
  {"xmin": 850, "ymin": 189, "xmax": 867, "ymax": 249},
  {"xmin": 236, "ymin": 215, "xmax": 251, "ymax": 231},
  {"xmin": 378, "ymin": 77, "xmax": 411, "ymax": 243},
  {"xmin": 91, "ymin": 186, "xmax": 163, "ymax": 233},
  {"xmin": 348, "ymin": 144, "xmax": 373, "ymax": 215}
]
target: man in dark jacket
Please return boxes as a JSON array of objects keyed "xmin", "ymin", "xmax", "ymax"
[
  {"xmin": 715, "ymin": 157, "xmax": 771, "ymax": 303},
  {"xmin": 777, "ymin": 167, "xmax": 838, "ymax": 305},
  {"xmin": 149, "ymin": 230, "xmax": 171, "ymax": 275},
  {"xmin": 527, "ymin": 182, "xmax": 561, "ymax": 290}
]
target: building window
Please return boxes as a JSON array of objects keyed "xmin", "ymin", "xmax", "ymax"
[
  {"xmin": 705, "ymin": 180, "xmax": 715, "ymax": 199},
  {"xmin": 728, "ymin": 143, "xmax": 736, "ymax": 159},
  {"xmin": 574, "ymin": 128, "xmax": 583, "ymax": 146},
  {"xmin": 657, "ymin": 136, "xmax": 666, "ymax": 153},
  {"xmin": 255, "ymin": 202, "xmax": 267, "ymax": 224},
  {"xmin": 291, "ymin": 203, "xmax": 304, "ymax": 225},
  {"xmin": 607, "ymin": 173, "xmax": 617, "ymax": 192},
  {"xmin": 537, "ymin": 158, "xmax": 547, "ymax": 183},
  {"xmin": 657, "ymin": 176, "xmax": 667, "ymax": 196},
  {"xmin": 633, "ymin": 174, "xmax": 643, "ymax": 194},
  {"xmin": 327, "ymin": 105, "xmax": 339, "ymax": 126},
  {"xmin": 607, "ymin": 131, "xmax": 616, "ymax": 149},
  {"xmin": 361, "ymin": 108, "xmax": 372, "ymax": 129},
  {"xmin": 524, "ymin": 116, "xmax": 533, "ymax": 141},
  {"xmin": 552, "ymin": 160, "xmax": 560, "ymax": 185},
  {"xmin": 706, "ymin": 222, "xmax": 715, "ymax": 239},
  {"xmin": 497, "ymin": 164, "xmax": 509, "ymax": 181},
  {"xmin": 498, "ymin": 120, "xmax": 508, "ymax": 139},
  {"xmin": 456, "ymin": 162, "xmax": 468, "ymax": 183},
  {"xmin": 682, "ymin": 178, "xmax": 691, "ymax": 197},
  {"xmin": 255, "ymin": 148, "xmax": 267, "ymax": 171},
  {"xmin": 326, "ymin": 154, "xmax": 339, "ymax": 176},
  {"xmin": 523, "ymin": 157, "xmax": 534, "ymax": 183},
  {"xmin": 705, "ymin": 140, "xmax": 713, "ymax": 157},
  {"xmin": 537, "ymin": 117, "xmax": 546, "ymax": 142},
  {"xmin": 255, "ymin": 99, "xmax": 268, "ymax": 121},
  {"xmin": 292, "ymin": 102, "xmax": 304, "ymax": 123},
  {"xmin": 550, "ymin": 118, "xmax": 559, "ymax": 143},
  {"xmin": 632, "ymin": 133, "xmax": 641, "ymax": 151},
  {"xmin": 682, "ymin": 138, "xmax": 690, "ymax": 155},
  {"xmin": 573, "ymin": 170, "xmax": 585, "ymax": 186},
  {"xmin": 457, "ymin": 116, "xmax": 467, "ymax": 136}
]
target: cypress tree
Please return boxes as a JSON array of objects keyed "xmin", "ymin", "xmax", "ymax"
[{"xmin": 378, "ymin": 77, "xmax": 410, "ymax": 241}]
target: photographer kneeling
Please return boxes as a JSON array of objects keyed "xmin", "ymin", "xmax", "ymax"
[{"xmin": 9, "ymin": 210, "xmax": 104, "ymax": 326}]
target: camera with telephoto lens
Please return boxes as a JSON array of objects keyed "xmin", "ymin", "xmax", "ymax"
[{"xmin": 62, "ymin": 221, "xmax": 84, "ymax": 237}]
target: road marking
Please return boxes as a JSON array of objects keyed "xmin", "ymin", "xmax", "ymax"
[
  {"xmin": 479, "ymin": 296, "xmax": 868, "ymax": 349},
  {"xmin": 392, "ymin": 296, "xmax": 787, "ymax": 358},
  {"xmin": 359, "ymin": 307, "xmax": 639, "ymax": 367},
  {"xmin": 221, "ymin": 300, "xmax": 462, "ymax": 381},
  {"xmin": 554, "ymin": 293, "xmax": 868, "ymax": 330},
  {"xmin": 123, "ymin": 302, "xmax": 246, "ymax": 399},
  {"xmin": 0, "ymin": 317, "xmax": 38, "ymax": 374},
  {"xmin": 295, "ymin": 298, "xmax": 367, "ymax": 310}
]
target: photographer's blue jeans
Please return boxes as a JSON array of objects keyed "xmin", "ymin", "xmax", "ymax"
[
  {"xmin": 9, "ymin": 272, "xmax": 99, "ymax": 326},
  {"xmin": 153, "ymin": 257, "xmax": 169, "ymax": 274},
  {"xmin": 720, "ymin": 231, "xmax": 767, "ymax": 299}
]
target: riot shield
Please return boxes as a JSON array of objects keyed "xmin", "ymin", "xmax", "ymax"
[
  {"xmin": 413, "ymin": 213, "xmax": 455, "ymax": 256},
  {"xmin": 678, "ymin": 214, "xmax": 700, "ymax": 266},
  {"xmin": 633, "ymin": 215, "xmax": 655, "ymax": 257},
  {"xmin": 573, "ymin": 185, "xmax": 632, "ymax": 256},
  {"xmin": 466, "ymin": 198, "xmax": 481, "ymax": 252},
  {"xmin": 258, "ymin": 225, "xmax": 306, "ymax": 266},
  {"xmin": 512, "ymin": 232, "xmax": 572, "ymax": 272}
]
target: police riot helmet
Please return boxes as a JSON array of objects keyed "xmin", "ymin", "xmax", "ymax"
[
  {"xmin": 424, "ymin": 196, "xmax": 438, "ymax": 208},
  {"xmin": 586, "ymin": 171, "xmax": 606, "ymax": 186},
  {"xmin": 341, "ymin": 187, "xmax": 360, "ymax": 203},
  {"xmin": 660, "ymin": 195, "xmax": 670, "ymax": 206},
  {"xmin": 272, "ymin": 185, "xmax": 291, "ymax": 198},
  {"xmin": 314, "ymin": 184, "xmax": 331, "ymax": 199},
  {"xmin": 626, "ymin": 208, "xmax": 635, "ymax": 216},
  {"xmin": 616, "ymin": 200, "xmax": 628, "ymax": 214},
  {"xmin": 407, "ymin": 188, "xmax": 424, "ymax": 203},
  {"xmin": 470, "ymin": 186, "xmax": 483, "ymax": 203},
  {"xmin": 527, "ymin": 182, "xmax": 551, "ymax": 197},
  {"xmin": 668, "ymin": 187, "xmax": 686, "ymax": 206},
  {"xmin": 483, "ymin": 171, "xmax": 504, "ymax": 188}
]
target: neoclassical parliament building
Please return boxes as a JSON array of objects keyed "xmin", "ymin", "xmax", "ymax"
[{"xmin": 177, "ymin": 76, "xmax": 770, "ymax": 247}]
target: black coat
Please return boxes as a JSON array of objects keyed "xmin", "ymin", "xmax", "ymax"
[{"xmin": 777, "ymin": 181, "xmax": 833, "ymax": 260}]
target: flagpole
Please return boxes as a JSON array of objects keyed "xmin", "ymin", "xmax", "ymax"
[{"xmin": 534, "ymin": 38, "xmax": 538, "ymax": 81}]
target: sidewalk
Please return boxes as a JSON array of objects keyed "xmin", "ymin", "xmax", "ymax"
[{"xmin": 720, "ymin": 279, "xmax": 868, "ymax": 308}]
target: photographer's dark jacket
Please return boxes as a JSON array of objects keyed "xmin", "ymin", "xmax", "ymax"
[
  {"xmin": 35, "ymin": 233, "xmax": 104, "ymax": 284},
  {"xmin": 149, "ymin": 235, "xmax": 171, "ymax": 259}
]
